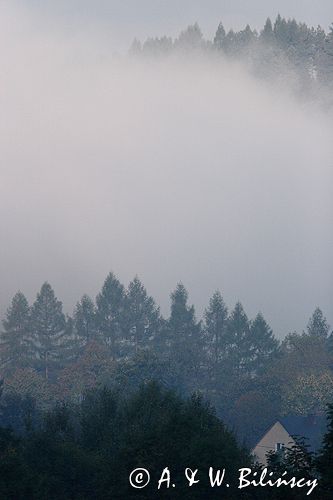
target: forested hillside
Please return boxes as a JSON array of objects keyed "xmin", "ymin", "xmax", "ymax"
[
  {"xmin": 131, "ymin": 15, "xmax": 333, "ymax": 101},
  {"xmin": 1, "ymin": 273, "xmax": 332, "ymax": 448}
]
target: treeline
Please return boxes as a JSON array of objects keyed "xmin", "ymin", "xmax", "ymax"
[
  {"xmin": 130, "ymin": 15, "xmax": 333, "ymax": 97},
  {"xmin": 0, "ymin": 272, "xmax": 332, "ymax": 446}
]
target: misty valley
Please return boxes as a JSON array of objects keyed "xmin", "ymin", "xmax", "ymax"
[
  {"xmin": 0, "ymin": 6, "xmax": 333, "ymax": 500},
  {"xmin": 0, "ymin": 273, "xmax": 332, "ymax": 498}
]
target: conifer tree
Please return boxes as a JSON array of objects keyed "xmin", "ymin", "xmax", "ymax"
[
  {"xmin": 261, "ymin": 18, "xmax": 274, "ymax": 42},
  {"xmin": 96, "ymin": 272, "xmax": 125, "ymax": 357},
  {"xmin": 204, "ymin": 291, "xmax": 228, "ymax": 365},
  {"xmin": 30, "ymin": 283, "xmax": 66, "ymax": 379},
  {"xmin": 1, "ymin": 292, "xmax": 31, "ymax": 373},
  {"xmin": 249, "ymin": 313, "xmax": 279, "ymax": 374},
  {"xmin": 306, "ymin": 308, "xmax": 330, "ymax": 339},
  {"xmin": 123, "ymin": 276, "xmax": 161, "ymax": 354},
  {"xmin": 226, "ymin": 302, "xmax": 251, "ymax": 375},
  {"xmin": 214, "ymin": 22, "xmax": 226, "ymax": 49},
  {"xmin": 165, "ymin": 283, "xmax": 203, "ymax": 386},
  {"xmin": 175, "ymin": 23, "xmax": 204, "ymax": 51},
  {"xmin": 317, "ymin": 403, "xmax": 333, "ymax": 495},
  {"xmin": 73, "ymin": 295, "xmax": 98, "ymax": 346}
]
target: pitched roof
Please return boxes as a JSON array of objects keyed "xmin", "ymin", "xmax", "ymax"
[{"xmin": 279, "ymin": 415, "xmax": 327, "ymax": 452}]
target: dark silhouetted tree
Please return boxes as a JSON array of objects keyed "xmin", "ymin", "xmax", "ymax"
[
  {"xmin": 204, "ymin": 290, "xmax": 228, "ymax": 365},
  {"xmin": 1, "ymin": 292, "xmax": 31, "ymax": 373},
  {"xmin": 123, "ymin": 276, "xmax": 161, "ymax": 354},
  {"xmin": 306, "ymin": 308, "xmax": 330, "ymax": 339},
  {"xmin": 30, "ymin": 283, "xmax": 66, "ymax": 379},
  {"xmin": 96, "ymin": 272, "xmax": 125, "ymax": 357}
]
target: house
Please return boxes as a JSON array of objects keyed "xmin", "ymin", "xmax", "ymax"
[{"xmin": 252, "ymin": 415, "xmax": 327, "ymax": 465}]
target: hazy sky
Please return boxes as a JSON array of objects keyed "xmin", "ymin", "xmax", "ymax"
[
  {"xmin": 10, "ymin": 0, "xmax": 333, "ymax": 50},
  {"xmin": 0, "ymin": 2, "xmax": 332, "ymax": 336}
]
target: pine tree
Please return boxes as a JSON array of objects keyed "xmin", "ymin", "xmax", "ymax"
[
  {"xmin": 30, "ymin": 283, "xmax": 66, "ymax": 379},
  {"xmin": 96, "ymin": 272, "xmax": 125, "ymax": 357},
  {"xmin": 204, "ymin": 291, "xmax": 228, "ymax": 365},
  {"xmin": 1, "ymin": 292, "xmax": 31, "ymax": 373},
  {"xmin": 123, "ymin": 276, "xmax": 161, "ymax": 354},
  {"xmin": 306, "ymin": 308, "xmax": 330, "ymax": 339}
]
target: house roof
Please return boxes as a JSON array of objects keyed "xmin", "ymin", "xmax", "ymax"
[{"xmin": 279, "ymin": 415, "xmax": 327, "ymax": 452}]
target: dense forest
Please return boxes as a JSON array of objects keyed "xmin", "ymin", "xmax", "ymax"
[
  {"xmin": 0, "ymin": 381, "xmax": 332, "ymax": 499},
  {"xmin": 130, "ymin": 15, "xmax": 333, "ymax": 101},
  {"xmin": 0, "ymin": 273, "xmax": 332, "ymax": 447},
  {"xmin": 1, "ymin": 11, "xmax": 333, "ymax": 499}
]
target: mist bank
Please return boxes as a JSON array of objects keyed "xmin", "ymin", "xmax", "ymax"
[{"xmin": 0, "ymin": 5, "xmax": 332, "ymax": 336}]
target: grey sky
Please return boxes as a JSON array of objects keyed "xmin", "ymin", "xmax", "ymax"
[
  {"xmin": 0, "ymin": 2, "xmax": 332, "ymax": 337},
  {"xmin": 10, "ymin": 0, "xmax": 333, "ymax": 51}
]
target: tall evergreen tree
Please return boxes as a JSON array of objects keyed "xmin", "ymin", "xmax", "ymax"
[
  {"xmin": 274, "ymin": 14, "xmax": 289, "ymax": 47},
  {"xmin": 30, "ymin": 283, "xmax": 66, "ymax": 379},
  {"xmin": 73, "ymin": 295, "xmax": 98, "ymax": 346},
  {"xmin": 204, "ymin": 291, "xmax": 228, "ymax": 365},
  {"xmin": 321, "ymin": 25, "xmax": 333, "ymax": 88},
  {"xmin": 306, "ymin": 308, "xmax": 330, "ymax": 339},
  {"xmin": 317, "ymin": 403, "xmax": 333, "ymax": 495},
  {"xmin": 226, "ymin": 302, "xmax": 252, "ymax": 375},
  {"xmin": 175, "ymin": 23, "xmax": 204, "ymax": 51},
  {"xmin": 123, "ymin": 276, "xmax": 161, "ymax": 354},
  {"xmin": 214, "ymin": 22, "xmax": 226, "ymax": 49},
  {"xmin": 260, "ymin": 18, "xmax": 275, "ymax": 43},
  {"xmin": 165, "ymin": 283, "xmax": 203, "ymax": 386},
  {"xmin": 249, "ymin": 313, "xmax": 279, "ymax": 374},
  {"xmin": 0, "ymin": 292, "xmax": 31, "ymax": 373},
  {"xmin": 96, "ymin": 272, "xmax": 125, "ymax": 357}
]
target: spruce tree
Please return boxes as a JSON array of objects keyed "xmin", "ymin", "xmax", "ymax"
[
  {"xmin": 165, "ymin": 283, "xmax": 203, "ymax": 387},
  {"xmin": 1, "ymin": 292, "xmax": 31, "ymax": 373},
  {"xmin": 306, "ymin": 308, "xmax": 330, "ymax": 339},
  {"xmin": 214, "ymin": 22, "xmax": 226, "ymax": 49},
  {"xmin": 123, "ymin": 276, "xmax": 161, "ymax": 354},
  {"xmin": 73, "ymin": 295, "xmax": 98, "ymax": 346},
  {"xmin": 317, "ymin": 403, "xmax": 333, "ymax": 495},
  {"xmin": 175, "ymin": 23, "xmax": 204, "ymax": 51},
  {"xmin": 261, "ymin": 18, "xmax": 275, "ymax": 43},
  {"xmin": 249, "ymin": 313, "xmax": 279, "ymax": 374},
  {"xmin": 204, "ymin": 291, "xmax": 228, "ymax": 365},
  {"xmin": 226, "ymin": 302, "xmax": 251, "ymax": 375},
  {"xmin": 30, "ymin": 283, "xmax": 66, "ymax": 379},
  {"xmin": 96, "ymin": 272, "xmax": 125, "ymax": 357}
]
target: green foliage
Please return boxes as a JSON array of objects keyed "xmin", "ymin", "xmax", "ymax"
[
  {"xmin": 204, "ymin": 290, "xmax": 228, "ymax": 365},
  {"xmin": 73, "ymin": 295, "xmax": 98, "ymax": 346},
  {"xmin": 30, "ymin": 283, "xmax": 67, "ymax": 379},
  {"xmin": 265, "ymin": 436, "xmax": 318, "ymax": 499},
  {"xmin": 122, "ymin": 276, "xmax": 161, "ymax": 354},
  {"xmin": 1, "ymin": 292, "xmax": 31, "ymax": 373},
  {"xmin": 96, "ymin": 272, "xmax": 125, "ymax": 356},
  {"xmin": 163, "ymin": 283, "xmax": 204, "ymax": 389},
  {"xmin": 306, "ymin": 308, "xmax": 330, "ymax": 339},
  {"xmin": 0, "ymin": 383, "xmax": 253, "ymax": 499},
  {"xmin": 317, "ymin": 404, "xmax": 333, "ymax": 494},
  {"xmin": 0, "ymin": 271, "xmax": 332, "ymax": 483}
]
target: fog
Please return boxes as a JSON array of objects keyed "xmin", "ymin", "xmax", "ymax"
[
  {"xmin": 0, "ymin": 4, "xmax": 332, "ymax": 336},
  {"xmin": 10, "ymin": 0, "xmax": 333, "ymax": 51}
]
